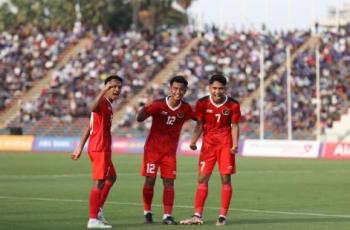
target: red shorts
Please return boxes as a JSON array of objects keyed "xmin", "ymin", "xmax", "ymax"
[
  {"xmin": 88, "ymin": 151, "xmax": 116, "ymax": 180},
  {"xmin": 198, "ymin": 146, "xmax": 236, "ymax": 175},
  {"xmin": 141, "ymin": 152, "xmax": 177, "ymax": 179}
]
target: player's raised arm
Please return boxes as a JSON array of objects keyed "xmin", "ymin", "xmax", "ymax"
[
  {"xmin": 71, "ymin": 126, "xmax": 91, "ymax": 160},
  {"xmin": 136, "ymin": 101, "xmax": 153, "ymax": 122},
  {"xmin": 189, "ymin": 121, "xmax": 203, "ymax": 150},
  {"xmin": 231, "ymin": 122, "xmax": 239, "ymax": 154},
  {"xmin": 136, "ymin": 106, "xmax": 149, "ymax": 122},
  {"xmin": 90, "ymin": 83, "xmax": 113, "ymax": 112}
]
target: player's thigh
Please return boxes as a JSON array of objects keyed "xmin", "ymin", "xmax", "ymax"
[
  {"xmin": 141, "ymin": 152, "xmax": 160, "ymax": 177},
  {"xmin": 198, "ymin": 149, "xmax": 217, "ymax": 176},
  {"xmin": 159, "ymin": 154, "xmax": 176, "ymax": 179},
  {"xmin": 89, "ymin": 151, "xmax": 108, "ymax": 180},
  {"xmin": 218, "ymin": 148, "xmax": 236, "ymax": 175},
  {"xmin": 106, "ymin": 160, "xmax": 116, "ymax": 179}
]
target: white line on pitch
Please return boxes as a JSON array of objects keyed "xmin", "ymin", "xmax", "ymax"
[{"xmin": 0, "ymin": 195, "xmax": 349, "ymax": 219}]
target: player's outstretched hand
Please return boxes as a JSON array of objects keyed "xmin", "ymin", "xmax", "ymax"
[
  {"xmin": 189, "ymin": 143, "xmax": 197, "ymax": 150},
  {"xmin": 103, "ymin": 82, "xmax": 114, "ymax": 93},
  {"xmin": 231, "ymin": 146, "xmax": 238, "ymax": 155},
  {"xmin": 71, "ymin": 146, "xmax": 82, "ymax": 160}
]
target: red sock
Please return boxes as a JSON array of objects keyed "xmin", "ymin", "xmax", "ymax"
[
  {"xmin": 194, "ymin": 183, "xmax": 208, "ymax": 215},
  {"xmin": 99, "ymin": 180, "xmax": 113, "ymax": 209},
  {"xmin": 143, "ymin": 184, "xmax": 154, "ymax": 212},
  {"xmin": 220, "ymin": 184, "xmax": 233, "ymax": 217},
  {"xmin": 163, "ymin": 187, "xmax": 174, "ymax": 215},
  {"xmin": 89, "ymin": 187, "xmax": 102, "ymax": 219}
]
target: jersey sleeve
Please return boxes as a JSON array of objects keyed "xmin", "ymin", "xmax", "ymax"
[
  {"xmin": 145, "ymin": 101, "xmax": 158, "ymax": 116},
  {"xmin": 194, "ymin": 100, "xmax": 205, "ymax": 122},
  {"xmin": 231, "ymin": 103, "xmax": 241, "ymax": 123},
  {"xmin": 185, "ymin": 104, "xmax": 196, "ymax": 121},
  {"xmin": 94, "ymin": 97, "xmax": 105, "ymax": 114}
]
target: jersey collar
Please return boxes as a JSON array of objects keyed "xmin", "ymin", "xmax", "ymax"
[
  {"xmin": 104, "ymin": 96, "xmax": 113, "ymax": 107},
  {"xmin": 209, "ymin": 95, "xmax": 227, "ymax": 108},
  {"xmin": 166, "ymin": 96, "xmax": 182, "ymax": 111}
]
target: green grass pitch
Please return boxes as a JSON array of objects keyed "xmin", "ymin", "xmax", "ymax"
[{"xmin": 0, "ymin": 153, "xmax": 349, "ymax": 230}]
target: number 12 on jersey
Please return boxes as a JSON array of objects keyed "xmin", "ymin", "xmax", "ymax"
[
  {"xmin": 146, "ymin": 163, "xmax": 155, "ymax": 173},
  {"xmin": 166, "ymin": 116, "xmax": 176, "ymax": 125}
]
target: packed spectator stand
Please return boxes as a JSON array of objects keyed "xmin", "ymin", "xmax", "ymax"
[{"xmin": 1, "ymin": 25, "xmax": 350, "ymax": 140}]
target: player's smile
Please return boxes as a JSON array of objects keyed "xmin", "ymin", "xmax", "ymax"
[{"xmin": 170, "ymin": 82, "xmax": 187, "ymax": 101}]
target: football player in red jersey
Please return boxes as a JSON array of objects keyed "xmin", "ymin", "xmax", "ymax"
[
  {"xmin": 180, "ymin": 74, "xmax": 241, "ymax": 226},
  {"xmin": 71, "ymin": 75, "xmax": 123, "ymax": 229},
  {"xmin": 137, "ymin": 76, "xmax": 195, "ymax": 225}
]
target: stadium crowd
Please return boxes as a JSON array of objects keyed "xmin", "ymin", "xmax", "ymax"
[
  {"xmin": 0, "ymin": 26, "xmax": 83, "ymax": 110},
  {"xmin": 3, "ymin": 25, "xmax": 350, "ymax": 139},
  {"xmin": 9, "ymin": 28, "xmax": 191, "ymax": 134},
  {"xmin": 263, "ymin": 26, "xmax": 350, "ymax": 139},
  {"xmin": 118, "ymin": 27, "xmax": 312, "ymax": 138}
]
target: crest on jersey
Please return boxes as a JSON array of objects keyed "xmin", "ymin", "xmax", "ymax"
[
  {"xmin": 161, "ymin": 111, "xmax": 168, "ymax": 115},
  {"xmin": 222, "ymin": 109, "xmax": 230, "ymax": 116},
  {"xmin": 177, "ymin": 112, "xmax": 185, "ymax": 118}
]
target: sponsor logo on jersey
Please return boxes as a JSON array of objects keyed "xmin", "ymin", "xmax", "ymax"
[
  {"xmin": 177, "ymin": 112, "xmax": 185, "ymax": 118},
  {"xmin": 206, "ymin": 109, "xmax": 213, "ymax": 113},
  {"xmin": 161, "ymin": 111, "xmax": 168, "ymax": 115},
  {"xmin": 222, "ymin": 109, "xmax": 230, "ymax": 115}
]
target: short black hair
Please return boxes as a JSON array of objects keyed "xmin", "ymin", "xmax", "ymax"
[
  {"xmin": 170, "ymin": 75, "xmax": 188, "ymax": 88},
  {"xmin": 209, "ymin": 73, "xmax": 227, "ymax": 86},
  {"xmin": 104, "ymin": 75, "xmax": 123, "ymax": 85}
]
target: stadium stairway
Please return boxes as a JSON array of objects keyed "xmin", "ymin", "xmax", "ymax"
[
  {"xmin": 324, "ymin": 108, "xmax": 350, "ymax": 141},
  {"xmin": 0, "ymin": 38, "xmax": 92, "ymax": 129},
  {"xmin": 111, "ymin": 35, "xmax": 202, "ymax": 131},
  {"xmin": 241, "ymin": 36, "xmax": 320, "ymax": 108},
  {"xmin": 240, "ymin": 36, "xmax": 320, "ymax": 139}
]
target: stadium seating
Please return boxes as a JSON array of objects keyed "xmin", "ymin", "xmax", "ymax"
[
  {"xmin": 3, "ymin": 26, "xmax": 350, "ymax": 139},
  {"xmin": 0, "ymin": 26, "xmax": 84, "ymax": 111},
  {"xmin": 9, "ymin": 29, "xmax": 192, "ymax": 135}
]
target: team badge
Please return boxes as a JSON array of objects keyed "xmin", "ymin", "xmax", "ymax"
[
  {"xmin": 161, "ymin": 111, "xmax": 168, "ymax": 115},
  {"xmin": 177, "ymin": 112, "xmax": 185, "ymax": 118},
  {"xmin": 222, "ymin": 109, "xmax": 230, "ymax": 116}
]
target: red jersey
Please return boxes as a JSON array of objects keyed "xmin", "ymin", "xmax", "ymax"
[
  {"xmin": 88, "ymin": 97, "xmax": 113, "ymax": 152},
  {"xmin": 144, "ymin": 97, "xmax": 194, "ymax": 155},
  {"xmin": 195, "ymin": 96, "xmax": 241, "ymax": 147}
]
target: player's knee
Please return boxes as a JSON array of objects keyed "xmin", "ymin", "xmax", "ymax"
[
  {"xmin": 96, "ymin": 180, "xmax": 105, "ymax": 189},
  {"xmin": 221, "ymin": 174, "xmax": 231, "ymax": 184},
  {"xmin": 145, "ymin": 176, "xmax": 156, "ymax": 186},
  {"xmin": 198, "ymin": 175, "xmax": 210, "ymax": 184},
  {"xmin": 108, "ymin": 175, "xmax": 117, "ymax": 184},
  {"xmin": 163, "ymin": 178, "xmax": 174, "ymax": 188}
]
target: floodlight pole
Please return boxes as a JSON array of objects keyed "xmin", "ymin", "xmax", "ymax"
[
  {"xmin": 286, "ymin": 46, "xmax": 292, "ymax": 140},
  {"xmin": 259, "ymin": 46, "xmax": 265, "ymax": 140},
  {"xmin": 315, "ymin": 46, "xmax": 321, "ymax": 140}
]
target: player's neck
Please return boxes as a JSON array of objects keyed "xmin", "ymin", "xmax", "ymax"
[
  {"xmin": 211, "ymin": 96, "xmax": 226, "ymax": 105},
  {"xmin": 105, "ymin": 96, "xmax": 114, "ymax": 103},
  {"xmin": 167, "ymin": 96, "xmax": 181, "ymax": 108}
]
